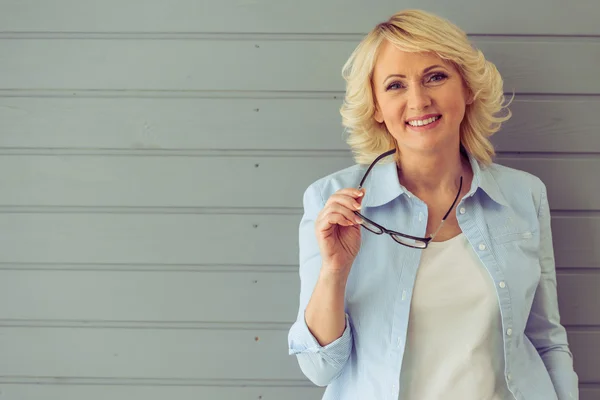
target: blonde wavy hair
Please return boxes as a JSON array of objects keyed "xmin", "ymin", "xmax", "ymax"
[{"xmin": 340, "ymin": 9, "xmax": 512, "ymax": 166}]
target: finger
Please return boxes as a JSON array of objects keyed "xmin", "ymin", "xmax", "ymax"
[
  {"xmin": 333, "ymin": 188, "xmax": 366, "ymax": 201},
  {"xmin": 326, "ymin": 203, "xmax": 363, "ymax": 223},
  {"xmin": 326, "ymin": 190, "xmax": 366, "ymax": 212},
  {"xmin": 355, "ymin": 188, "xmax": 366, "ymax": 205},
  {"xmin": 327, "ymin": 213, "xmax": 356, "ymax": 228},
  {"xmin": 318, "ymin": 203, "xmax": 363, "ymax": 229},
  {"xmin": 316, "ymin": 212, "xmax": 357, "ymax": 233},
  {"xmin": 334, "ymin": 187, "xmax": 365, "ymax": 197}
]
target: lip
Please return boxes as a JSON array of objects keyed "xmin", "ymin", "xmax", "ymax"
[
  {"xmin": 405, "ymin": 115, "xmax": 442, "ymax": 132},
  {"xmin": 405, "ymin": 114, "xmax": 441, "ymax": 123}
]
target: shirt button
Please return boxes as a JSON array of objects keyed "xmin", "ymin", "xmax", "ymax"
[
  {"xmin": 499, "ymin": 281, "xmax": 506, "ymax": 288},
  {"xmin": 507, "ymin": 328, "xmax": 513, "ymax": 336},
  {"xmin": 418, "ymin": 212, "xmax": 424, "ymax": 221},
  {"xmin": 478, "ymin": 243, "xmax": 486, "ymax": 251},
  {"xmin": 507, "ymin": 373, "xmax": 512, "ymax": 381},
  {"xmin": 459, "ymin": 207, "xmax": 466, "ymax": 214}
]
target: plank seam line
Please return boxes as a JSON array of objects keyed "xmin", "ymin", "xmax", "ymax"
[
  {"xmin": 0, "ymin": 376, "xmax": 314, "ymax": 387},
  {"xmin": 0, "ymin": 32, "xmax": 599, "ymax": 40},
  {"xmin": 1, "ymin": 90, "xmax": 600, "ymax": 98}
]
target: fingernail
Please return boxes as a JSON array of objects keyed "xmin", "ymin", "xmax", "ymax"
[
  {"xmin": 354, "ymin": 203, "xmax": 361, "ymax": 210},
  {"xmin": 357, "ymin": 191, "xmax": 364, "ymax": 197},
  {"xmin": 355, "ymin": 217, "xmax": 363, "ymax": 224}
]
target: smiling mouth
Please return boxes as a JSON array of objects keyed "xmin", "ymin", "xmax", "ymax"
[{"xmin": 406, "ymin": 115, "xmax": 442, "ymax": 127}]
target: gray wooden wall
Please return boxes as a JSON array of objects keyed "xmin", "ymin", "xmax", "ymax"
[{"xmin": 1, "ymin": 1, "xmax": 599, "ymax": 399}]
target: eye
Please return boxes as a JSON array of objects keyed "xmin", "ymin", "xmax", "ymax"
[
  {"xmin": 428, "ymin": 72, "xmax": 448, "ymax": 83},
  {"xmin": 386, "ymin": 81, "xmax": 404, "ymax": 91}
]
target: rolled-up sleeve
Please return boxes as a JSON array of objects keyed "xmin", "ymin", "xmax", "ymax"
[
  {"xmin": 525, "ymin": 180, "xmax": 579, "ymax": 399},
  {"xmin": 287, "ymin": 182, "xmax": 353, "ymax": 387}
]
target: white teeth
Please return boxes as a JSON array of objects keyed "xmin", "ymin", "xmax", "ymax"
[{"xmin": 407, "ymin": 116, "xmax": 440, "ymax": 127}]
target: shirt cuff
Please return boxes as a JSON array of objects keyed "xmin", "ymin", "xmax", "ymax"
[{"xmin": 288, "ymin": 312, "xmax": 353, "ymax": 368}]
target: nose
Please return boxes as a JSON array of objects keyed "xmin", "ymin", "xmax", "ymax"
[{"xmin": 407, "ymin": 85, "xmax": 432, "ymax": 111}]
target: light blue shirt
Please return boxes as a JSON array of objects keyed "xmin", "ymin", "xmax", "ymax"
[{"xmin": 287, "ymin": 152, "xmax": 579, "ymax": 400}]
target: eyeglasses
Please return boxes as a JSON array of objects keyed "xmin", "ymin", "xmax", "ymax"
[{"xmin": 353, "ymin": 149, "xmax": 463, "ymax": 249}]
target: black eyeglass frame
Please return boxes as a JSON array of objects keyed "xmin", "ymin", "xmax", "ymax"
[{"xmin": 353, "ymin": 149, "xmax": 463, "ymax": 249}]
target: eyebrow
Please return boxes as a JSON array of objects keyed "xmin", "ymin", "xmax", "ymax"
[{"xmin": 383, "ymin": 65, "xmax": 446, "ymax": 84}]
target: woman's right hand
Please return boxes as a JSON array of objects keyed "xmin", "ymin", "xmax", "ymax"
[{"xmin": 314, "ymin": 188, "xmax": 366, "ymax": 277}]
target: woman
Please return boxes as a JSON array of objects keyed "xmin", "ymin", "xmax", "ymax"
[{"xmin": 287, "ymin": 9, "xmax": 579, "ymax": 400}]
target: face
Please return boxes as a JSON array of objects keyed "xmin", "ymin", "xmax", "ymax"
[{"xmin": 372, "ymin": 40, "xmax": 473, "ymax": 156}]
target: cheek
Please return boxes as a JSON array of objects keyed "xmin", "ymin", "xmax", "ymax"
[
  {"xmin": 381, "ymin": 102, "xmax": 406, "ymax": 124},
  {"xmin": 449, "ymin": 106, "xmax": 466, "ymax": 123},
  {"xmin": 441, "ymin": 95, "xmax": 468, "ymax": 121}
]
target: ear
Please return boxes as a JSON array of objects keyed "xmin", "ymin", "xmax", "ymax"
[{"xmin": 465, "ymin": 89, "xmax": 474, "ymax": 105}]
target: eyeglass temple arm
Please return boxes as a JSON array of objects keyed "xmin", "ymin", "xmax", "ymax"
[
  {"xmin": 429, "ymin": 176, "xmax": 463, "ymax": 239},
  {"xmin": 358, "ymin": 149, "xmax": 397, "ymax": 189}
]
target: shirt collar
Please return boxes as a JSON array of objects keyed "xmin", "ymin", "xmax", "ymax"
[
  {"xmin": 360, "ymin": 152, "xmax": 509, "ymax": 208},
  {"xmin": 467, "ymin": 153, "xmax": 509, "ymax": 207}
]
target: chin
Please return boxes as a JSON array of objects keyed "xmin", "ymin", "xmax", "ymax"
[
  {"xmin": 393, "ymin": 130, "xmax": 459, "ymax": 151},
  {"xmin": 395, "ymin": 137, "xmax": 454, "ymax": 155}
]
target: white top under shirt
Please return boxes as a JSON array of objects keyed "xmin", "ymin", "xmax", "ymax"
[{"xmin": 398, "ymin": 233, "xmax": 514, "ymax": 400}]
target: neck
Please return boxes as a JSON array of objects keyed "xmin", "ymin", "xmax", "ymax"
[{"xmin": 395, "ymin": 147, "xmax": 468, "ymax": 197}]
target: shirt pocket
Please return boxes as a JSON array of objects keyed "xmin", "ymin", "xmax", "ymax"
[{"xmin": 492, "ymin": 229, "xmax": 534, "ymax": 245}]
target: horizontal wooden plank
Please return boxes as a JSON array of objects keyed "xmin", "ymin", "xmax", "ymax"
[
  {"xmin": 551, "ymin": 216, "xmax": 600, "ymax": 269},
  {"xmin": 0, "ymin": 270, "xmax": 298, "ymax": 323},
  {"xmin": 0, "ymin": 385, "xmax": 325, "ymax": 400},
  {"xmin": 0, "ymin": 155, "xmax": 352, "ymax": 208},
  {"xmin": 569, "ymin": 331, "xmax": 600, "ymax": 383},
  {"xmin": 557, "ymin": 274, "xmax": 600, "ymax": 326},
  {"xmin": 2, "ymin": 39, "xmax": 599, "ymax": 94},
  {"xmin": 0, "ymin": 384, "xmax": 596, "ymax": 400},
  {"xmin": 493, "ymin": 98, "xmax": 600, "ymax": 153},
  {"xmin": 0, "ymin": 97, "xmax": 349, "ymax": 151},
  {"xmin": 0, "ymin": 270, "xmax": 595, "ymax": 326},
  {"xmin": 498, "ymin": 157, "xmax": 600, "ymax": 211},
  {"xmin": 0, "ymin": 214, "xmax": 597, "ymax": 269},
  {"xmin": 1, "ymin": 0, "xmax": 599, "ymax": 35},
  {"xmin": 0, "ymin": 214, "xmax": 299, "ymax": 265},
  {"xmin": 0, "ymin": 155, "xmax": 598, "ymax": 210},
  {"xmin": 581, "ymin": 387, "xmax": 600, "ymax": 400},
  {"xmin": 0, "ymin": 327, "xmax": 595, "ymax": 382},
  {"xmin": 0, "ymin": 327, "xmax": 302, "ymax": 380},
  {"xmin": 1, "ymin": 97, "xmax": 599, "ymax": 153},
  {"xmin": 0, "ymin": 385, "xmax": 324, "ymax": 400}
]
